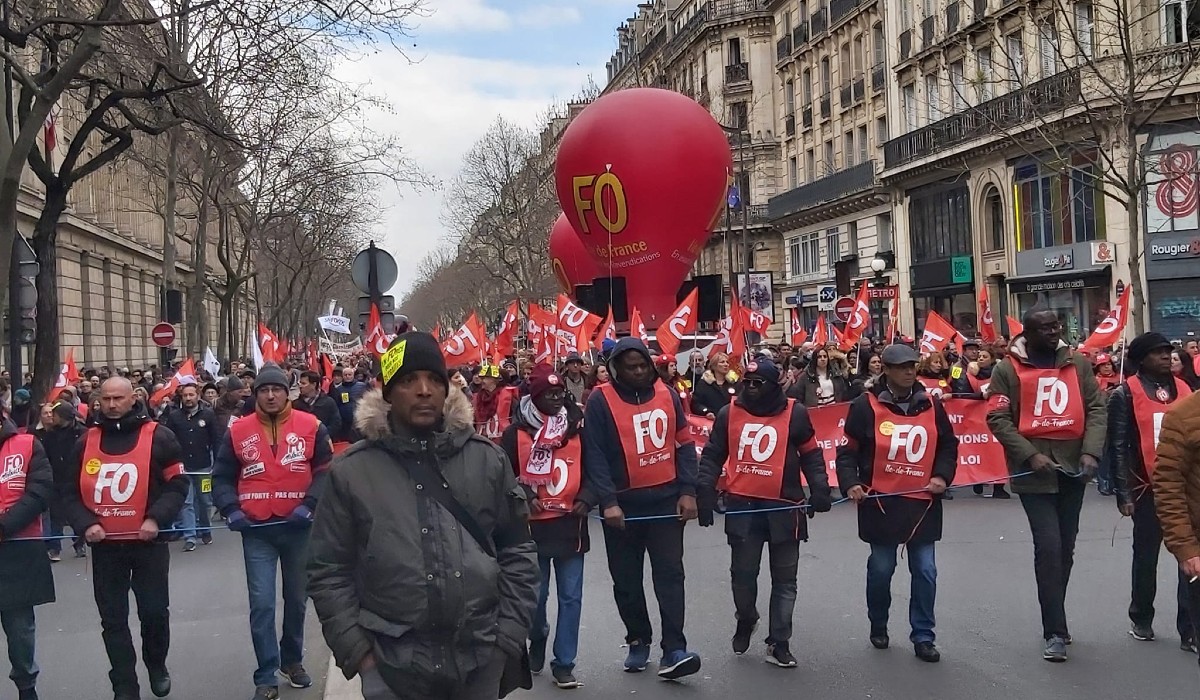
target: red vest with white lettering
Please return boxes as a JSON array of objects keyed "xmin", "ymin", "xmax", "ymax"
[
  {"xmin": 917, "ymin": 376, "xmax": 949, "ymax": 399},
  {"xmin": 0, "ymin": 434, "xmax": 42, "ymax": 540},
  {"xmin": 517, "ymin": 431, "xmax": 583, "ymax": 521},
  {"xmin": 599, "ymin": 382, "xmax": 678, "ymax": 490},
  {"xmin": 1013, "ymin": 361, "xmax": 1086, "ymax": 440},
  {"xmin": 478, "ymin": 388, "xmax": 517, "ymax": 443},
  {"xmin": 868, "ymin": 394, "xmax": 938, "ymax": 501},
  {"xmin": 1128, "ymin": 376, "xmax": 1192, "ymax": 482},
  {"xmin": 725, "ymin": 400, "xmax": 794, "ymax": 501},
  {"xmin": 80, "ymin": 423, "xmax": 163, "ymax": 540},
  {"xmin": 230, "ymin": 411, "xmax": 318, "ymax": 521}
]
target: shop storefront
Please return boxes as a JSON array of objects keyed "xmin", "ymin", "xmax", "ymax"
[
  {"xmin": 1005, "ymin": 241, "xmax": 1116, "ymax": 344},
  {"xmin": 907, "ymin": 179, "xmax": 977, "ymax": 334},
  {"xmin": 1146, "ymin": 231, "xmax": 1200, "ymax": 341}
]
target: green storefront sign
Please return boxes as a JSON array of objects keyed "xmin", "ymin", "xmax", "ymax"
[{"xmin": 951, "ymin": 256, "xmax": 972, "ymax": 284}]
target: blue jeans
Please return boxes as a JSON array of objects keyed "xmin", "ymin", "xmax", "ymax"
[
  {"xmin": 1, "ymin": 607, "xmax": 37, "ymax": 691},
  {"xmin": 175, "ymin": 476, "xmax": 214, "ymax": 542},
  {"xmin": 530, "ymin": 553, "xmax": 585, "ymax": 672},
  {"xmin": 866, "ymin": 542, "xmax": 937, "ymax": 644},
  {"xmin": 241, "ymin": 524, "xmax": 310, "ymax": 687}
]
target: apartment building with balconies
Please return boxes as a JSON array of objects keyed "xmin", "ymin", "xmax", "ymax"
[
  {"xmin": 767, "ymin": 0, "xmax": 899, "ymax": 336},
  {"xmin": 604, "ymin": 0, "xmax": 785, "ymax": 335},
  {"xmin": 881, "ymin": 0, "xmax": 1200, "ymax": 342}
]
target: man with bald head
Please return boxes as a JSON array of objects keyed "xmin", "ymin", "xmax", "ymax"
[{"xmin": 60, "ymin": 377, "xmax": 189, "ymax": 700}]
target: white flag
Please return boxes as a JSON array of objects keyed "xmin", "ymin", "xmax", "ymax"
[
  {"xmin": 318, "ymin": 315, "xmax": 352, "ymax": 334},
  {"xmin": 250, "ymin": 327, "xmax": 265, "ymax": 370},
  {"xmin": 203, "ymin": 347, "xmax": 221, "ymax": 377}
]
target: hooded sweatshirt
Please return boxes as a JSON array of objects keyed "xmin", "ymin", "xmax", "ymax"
[{"xmin": 581, "ymin": 337, "xmax": 699, "ymax": 516}]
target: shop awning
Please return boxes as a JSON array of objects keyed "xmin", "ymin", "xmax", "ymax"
[{"xmin": 1004, "ymin": 268, "xmax": 1110, "ymax": 294}]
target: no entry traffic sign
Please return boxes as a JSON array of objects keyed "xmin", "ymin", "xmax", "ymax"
[
  {"xmin": 152, "ymin": 322, "xmax": 176, "ymax": 348},
  {"xmin": 834, "ymin": 296, "xmax": 855, "ymax": 324}
]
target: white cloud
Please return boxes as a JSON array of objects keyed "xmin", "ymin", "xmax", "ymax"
[
  {"xmin": 334, "ymin": 50, "xmax": 602, "ymax": 299},
  {"xmin": 515, "ymin": 5, "xmax": 584, "ymax": 28},
  {"xmin": 417, "ymin": 0, "xmax": 512, "ymax": 33}
]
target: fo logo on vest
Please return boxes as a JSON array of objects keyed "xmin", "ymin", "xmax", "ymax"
[
  {"xmin": 546, "ymin": 458, "xmax": 572, "ymax": 497},
  {"xmin": 737, "ymin": 423, "xmax": 779, "ymax": 463},
  {"xmin": 633, "ymin": 409, "xmax": 669, "ymax": 454},
  {"xmin": 95, "ymin": 463, "xmax": 139, "ymax": 504},
  {"xmin": 885, "ymin": 425, "xmax": 929, "ymax": 463},
  {"xmin": 0, "ymin": 455, "xmax": 24, "ymax": 483},
  {"xmin": 1033, "ymin": 377, "xmax": 1069, "ymax": 416}
]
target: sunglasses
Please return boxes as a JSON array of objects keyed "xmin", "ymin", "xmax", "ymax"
[{"xmin": 743, "ymin": 378, "xmax": 767, "ymax": 389}]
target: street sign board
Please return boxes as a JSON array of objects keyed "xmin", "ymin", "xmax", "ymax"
[
  {"xmin": 351, "ymin": 245, "xmax": 398, "ymax": 294},
  {"xmin": 818, "ymin": 285, "xmax": 837, "ymax": 311},
  {"xmin": 834, "ymin": 296, "xmax": 855, "ymax": 323},
  {"xmin": 152, "ymin": 322, "xmax": 176, "ymax": 348}
]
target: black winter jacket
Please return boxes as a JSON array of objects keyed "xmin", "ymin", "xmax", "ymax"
[
  {"xmin": 158, "ymin": 405, "xmax": 222, "ymax": 474},
  {"xmin": 1110, "ymin": 374, "xmax": 1189, "ymax": 509},
  {"xmin": 835, "ymin": 380, "xmax": 958, "ymax": 545},
  {"xmin": 698, "ymin": 396, "xmax": 832, "ymax": 543},
  {"xmin": 500, "ymin": 398, "xmax": 592, "ymax": 558},
  {"xmin": 42, "ymin": 421, "xmax": 85, "ymax": 522},
  {"xmin": 690, "ymin": 371, "xmax": 738, "ymax": 418},
  {"xmin": 293, "ymin": 392, "xmax": 343, "ymax": 439},
  {"xmin": 61, "ymin": 409, "xmax": 189, "ymax": 540},
  {"xmin": 0, "ymin": 422, "xmax": 55, "ymax": 611}
]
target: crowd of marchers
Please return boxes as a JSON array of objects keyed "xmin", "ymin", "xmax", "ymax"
[{"xmin": 1, "ymin": 310, "xmax": 1200, "ymax": 700}]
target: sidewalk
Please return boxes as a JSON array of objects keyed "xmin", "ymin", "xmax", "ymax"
[{"xmin": 323, "ymin": 656, "xmax": 362, "ymax": 700}]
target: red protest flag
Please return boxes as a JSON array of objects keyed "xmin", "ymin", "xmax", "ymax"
[
  {"xmin": 812, "ymin": 312, "xmax": 829, "ymax": 347},
  {"xmin": 838, "ymin": 280, "xmax": 871, "ymax": 351},
  {"xmin": 918, "ymin": 310, "xmax": 957, "ymax": 355},
  {"xmin": 431, "ymin": 322, "xmax": 442, "ymax": 342},
  {"xmin": 557, "ymin": 294, "xmax": 603, "ymax": 354},
  {"xmin": 1081, "ymin": 285, "xmax": 1132, "ymax": 350},
  {"xmin": 884, "ymin": 296, "xmax": 899, "ymax": 343},
  {"xmin": 441, "ymin": 312, "xmax": 487, "ymax": 365},
  {"xmin": 365, "ymin": 303, "xmax": 391, "ymax": 358},
  {"xmin": 741, "ymin": 305, "xmax": 773, "ymax": 336},
  {"xmin": 319, "ymin": 353, "xmax": 336, "ymax": 392},
  {"xmin": 630, "ymin": 307, "xmax": 650, "ymax": 344},
  {"xmin": 594, "ymin": 306, "xmax": 616, "ymax": 352},
  {"xmin": 151, "ymin": 358, "xmax": 196, "ymax": 406},
  {"xmin": 789, "ymin": 308, "xmax": 808, "ymax": 346},
  {"xmin": 656, "ymin": 288, "xmax": 699, "ymax": 356},
  {"xmin": 258, "ymin": 322, "xmax": 284, "ymax": 364},
  {"xmin": 494, "ymin": 301, "xmax": 520, "ymax": 357},
  {"xmin": 978, "ymin": 288, "xmax": 997, "ymax": 343},
  {"xmin": 1006, "ymin": 315, "xmax": 1024, "ymax": 337},
  {"xmin": 54, "ymin": 347, "xmax": 78, "ymax": 389}
]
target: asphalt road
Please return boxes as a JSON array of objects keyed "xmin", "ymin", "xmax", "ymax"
[
  {"xmin": 521, "ymin": 490, "xmax": 1200, "ymax": 699},
  {"xmin": 10, "ymin": 530, "xmax": 330, "ymax": 700}
]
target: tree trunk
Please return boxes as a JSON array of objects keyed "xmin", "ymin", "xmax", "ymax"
[
  {"xmin": 163, "ymin": 131, "xmax": 179, "ymax": 296},
  {"xmin": 1124, "ymin": 127, "xmax": 1146, "ymax": 336},
  {"xmin": 187, "ymin": 176, "xmax": 212, "ymax": 356},
  {"xmin": 30, "ymin": 183, "xmax": 68, "ymax": 404}
]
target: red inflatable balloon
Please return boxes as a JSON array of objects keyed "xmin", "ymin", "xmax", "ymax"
[
  {"xmin": 555, "ymin": 88, "xmax": 732, "ymax": 328},
  {"xmin": 548, "ymin": 213, "xmax": 599, "ymax": 296}
]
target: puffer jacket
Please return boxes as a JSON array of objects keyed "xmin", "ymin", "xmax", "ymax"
[
  {"xmin": 985, "ymin": 338, "xmax": 1107, "ymax": 494},
  {"xmin": 1152, "ymin": 390, "xmax": 1200, "ymax": 566},
  {"xmin": 307, "ymin": 386, "xmax": 539, "ymax": 688}
]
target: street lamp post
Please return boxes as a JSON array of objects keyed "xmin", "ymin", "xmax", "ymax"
[{"xmin": 719, "ymin": 123, "xmax": 750, "ymax": 316}]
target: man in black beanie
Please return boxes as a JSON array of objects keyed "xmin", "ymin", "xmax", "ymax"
[
  {"xmin": 1110, "ymin": 331, "xmax": 1196, "ymax": 649},
  {"xmin": 697, "ymin": 358, "xmax": 832, "ymax": 668},
  {"xmin": 308, "ymin": 333, "xmax": 539, "ymax": 700}
]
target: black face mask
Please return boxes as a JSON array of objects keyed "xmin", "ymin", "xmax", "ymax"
[{"xmin": 739, "ymin": 382, "xmax": 787, "ymax": 416}]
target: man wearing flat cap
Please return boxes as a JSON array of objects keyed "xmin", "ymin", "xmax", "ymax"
[
  {"xmin": 308, "ymin": 332, "xmax": 538, "ymax": 700},
  {"xmin": 212, "ymin": 363, "xmax": 334, "ymax": 699},
  {"xmin": 1110, "ymin": 332, "xmax": 1195, "ymax": 649}
]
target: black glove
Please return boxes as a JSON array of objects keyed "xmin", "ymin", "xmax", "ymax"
[
  {"xmin": 809, "ymin": 492, "xmax": 832, "ymax": 513},
  {"xmin": 698, "ymin": 507, "xmax": 714, "ymax": 527}
]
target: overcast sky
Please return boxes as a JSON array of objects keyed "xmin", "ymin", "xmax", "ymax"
[{"xmin": 341, "ymin": 0, "xmax": 633, "ymax": 301}]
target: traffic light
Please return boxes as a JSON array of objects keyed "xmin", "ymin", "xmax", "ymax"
[{"xmin": 14, "ymin": 238, "xmax": 38, "ymax": 345}]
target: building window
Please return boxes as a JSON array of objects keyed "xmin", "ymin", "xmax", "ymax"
[
  {"xmin": 1163, "ymin": 0, "xmax": 1200, "ymax": 43},
  {"xmin": 976, "ymin": 46, "xmax": 994, "ymax": 101},
  {"xmin": 858, "ymin": 124, "xmax": 868, "ymax": 164},
  {"xmin": 806, "ymin": 149, "xmax": 815, "ymax": 182},
  {"xmin": 802, "ymin": 68, "xmax": 813, "ymax": 104},
  {"xmin": 853, "ymin": 34, "xmax": 864, "ymax": 77},
  {"xmin": 786, "ymin": 79, "xmax": 796, "ymax": 115},
  {"xmin": 901, "ymin": 0, "xmax": 912, "ymax": 29},
  {"xmin": 1074, "ymin": 2, "xmax": 1095, "ymax": 59},
  {"xmin": 1014, "ymin": 154, "xmax": 1106, "ymax": 250},
  {"xmin": 984, "ymin": 185, "xmax": 1006, "ymax": 252},
  {"xmin": 789, "ymin": 237, "xmax": 802, "ymax": 277},
  {"xmin": 797, "ymin": 232, "xmax": 821, "ymax": 274},
  {"xmin": 873, "ymin": 22, "xmax": 885, "ymax": 65},
  {"xmin": 789, "ymin": 156, "xmax": 799, "ymax": 188},
  {"xmin": 826, "ymin": 227, "xmax": 841, "ymax": 268},
  {"xmin": 845, "ymin": 129, "xmax": 855, "ymax": 167},
  {"xmin": 783, "ymin": 9, "xmax": 793, "ymax": 32},
  {"xmin": 924, "ymin": 73, "xmax": 941, "ymax": 123},
  {"xmin": 1038, "ymin": 19, "xmax": 1060, "ymax": 77},
  {"xmin": 908, "ymin": 182, "xmax": 973, "ymax": 260},
  {"xmin": 877, "ymin": 212, "xmax": 894, "ymax": 251},
  {"xmin": 820, "ymin": 56, "xmax": 831, "ymax": 95},
  {"xmin": 730, "ymin": 101, "xmax": 749, "ymax": 130},
  {"xmin": 949, "ymin": 59, "xmax": 966, "ymax": 111},
  {"xmin": 848, "ymin": 220, "xmax": 859, "ymax": 253},
  {"xmin": 903, "ymin": 83, "xmax": 917, "ymax": 131},
  {"xmin": 729, "ymin": 37, "xmax": 743, "ymax": 65},
  {"xmin": 1006, "ymin": 33, "xmax": 1024, "ymax": 88},
  {"xmin": 824, "ymin": 140, "xmax": 834, "ymax": 174},
  {"xmin": 840, "ymin": 43, "xmax": 851, "ymax": 83}
]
